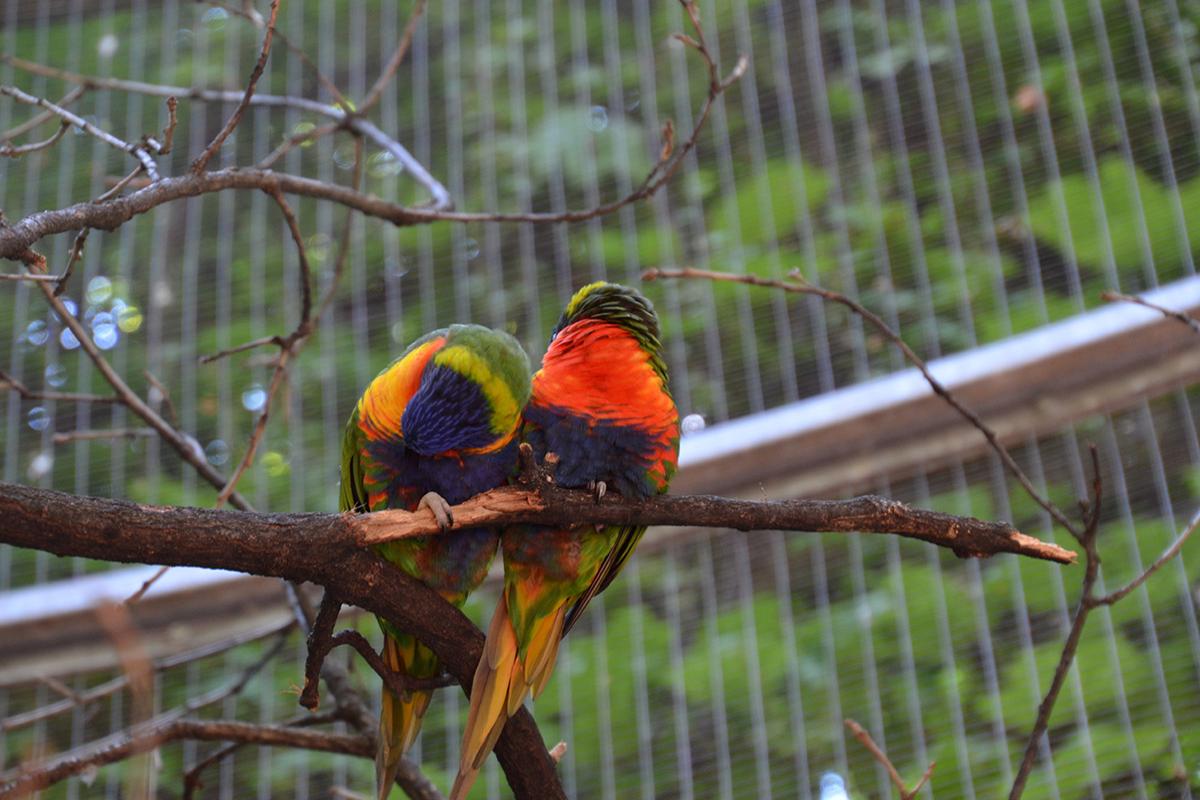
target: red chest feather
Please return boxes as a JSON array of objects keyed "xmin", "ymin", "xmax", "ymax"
[{"xmin": 533, "ymin": 319, "xmax": 674, "ymax": 428}]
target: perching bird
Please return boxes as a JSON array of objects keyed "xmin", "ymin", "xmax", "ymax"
[
  {"xmin": 339, "ymin": 324, "xmax": 531, "ymax": 800},
  {"xmin": 450, "ymin": 282, "xmax": 680, "ymax": 799}
]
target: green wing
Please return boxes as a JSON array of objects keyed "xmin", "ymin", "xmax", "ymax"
[
  {"xmin": 339, "ymin": 408, "xmax": 371, "ymax": 513},
  {"xmin": 561, "ymin": 523, "xmax": 645, "ymax": 636}
]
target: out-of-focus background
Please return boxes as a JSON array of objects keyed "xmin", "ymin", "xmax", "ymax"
[{"xmin": 3, "ymin": 0, "xmax": 1200, "ymax": 797}]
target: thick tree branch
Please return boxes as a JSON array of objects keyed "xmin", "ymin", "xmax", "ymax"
[
  {"xmin": 380, "ymin": 487, "xmax": 1072, "ymax": 562},
  {"xmin": 0, "ymin": 482, "xmax": 563, "ymax": 800}
]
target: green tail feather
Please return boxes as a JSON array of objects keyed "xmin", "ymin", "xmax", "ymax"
[{"xmin": 376, "ymin": 629, "xmax": 439, "ymax": 800}]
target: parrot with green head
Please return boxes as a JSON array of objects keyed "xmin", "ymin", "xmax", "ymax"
[
  {"xmin": 339, "ymin": 324, "xmax": 531, "ymax": 800},
  {"xmin": 449, "ymin": 282, "xmax": 680, "ymax": 799}
]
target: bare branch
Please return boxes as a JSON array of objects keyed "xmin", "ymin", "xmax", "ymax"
[
  {"xmin": 95, "ymin": 166, "xmax": 146, "ymax": 203},
  {"xmin": 180, "ymin": 711, "xmax": 342, "ymax": 800},
  {"xmin": 0, "ymin": 85, "xmax": 162, "ymax": 179},
  {"xmin": 0, "ymin": 482, "xmax": 569, "ymax": 800},
  {"xmin": 1101, "ymin": 289, "xmax": 1200, "ymax": 336},
  {"xmin": 53, "ymin": 228, "xmax": 90, "ymax": 296},
  {"xmin": 214, "ymin": 346, "xmax": 291, "ymax": 508},
  {"xmin": 357, "ymin": 0, "xmax": 428, "ymax": 115},
  {"xmin": 198, "ymin": 333, "xmax": 283, "ymax": 364},
  {"xmin": 267, "ymin": 186, "xmax": 314, "ymax": 328},
  {"xmin": 1008, "ymin": 445, "xmax": 1103, "ymax": 799},
  {"xmin": 1093, "ymin": 506, "xmax": 1200, "ymax": 606},
  {"xmin": 845, "ymin": 719, "xmax": 935, "ymax": 800},
  {"xmin": 123, "ymin": 564, "xmax": 171, "ymax": 604},
  {"xmin": 201, "ymin": 0, "xmax": 353, "ymax": 112},
  {"xmin": 0, "ymin": 367, "xmax": 119, "ymax": 404},
  {"xmin": 643, "ymin": 267, "xmax": 1085, "ymax": 539},
  {"xmin": 256, "ymin": 121, "xmax": 339, "ymax": 169},
  {"xmin": 0, "ymin": 271, "xmax": 60, "ymax": 282},
  {"xmin": 191, "ymin": 0, "xmax": 280, "ymax": 173},
  {"xmin": 1, "ymin": 622, "xmax": 291, "ymax": 734},
  {"xmin": 142, "ymin": 369, "xmax": 180, "ymax": 428},
  {"xmin": 31, "ymin": 280, "xmax": 252, "ymax": 509},
  {"xmin": 1, "ymin": 718, "xmax": 374, "ymax": 797},
  {"xmin": 1, "ymin": 84, "xmax": 86, "ymax": 140},
  {"xmin": 52, "ymin": 427, "xmax": 155, "ymax": 444},
  {"xmin": 0, "ymin": 120, "xmax": 69, "ymax": 157},
  {"xmin": 2, "ymin": 56, "xmax": 450, "ymax": 208}
]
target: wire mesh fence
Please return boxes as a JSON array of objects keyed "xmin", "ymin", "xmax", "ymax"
[{"xmin": 2, "ymin": 0, "xmax": 1199, "ymax": 797}]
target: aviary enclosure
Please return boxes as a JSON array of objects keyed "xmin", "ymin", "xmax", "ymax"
[{"xmin": 1, "ymin": 0, "xmax": 1198, "ymax": 798}]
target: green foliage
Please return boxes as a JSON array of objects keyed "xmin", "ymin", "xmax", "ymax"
[
  {"xmin": 708, "ymin": 159, "xmax": 832, "ymax": 258},
  {"xmin": 1026, "ymin": 158, "xmax": 1198, "ymax": 281}
]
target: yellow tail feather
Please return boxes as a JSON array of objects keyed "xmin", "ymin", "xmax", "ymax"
[
  {"xmin": 376, "ymin": 633, "xmax": 435, "ymax": 800},
  {"xmin": 450, "ymin": 595, "xmax": 570, "ymax": 800}
]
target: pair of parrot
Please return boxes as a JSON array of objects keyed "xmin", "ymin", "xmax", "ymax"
[{"xmin": 339, "ymin": 281, "xmax": 681, "ymax": 800}]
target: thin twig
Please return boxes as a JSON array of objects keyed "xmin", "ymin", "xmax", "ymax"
[
  {"xmin": 191, "ymin": 0, "xmax": 280, "ymax": 173},
  {"xmin": 1101, "ymin": 289, "xmax": 1200, "ymax": 335},
  {"xmin": 123, "ymin": 564, "xmax": 171, "ymax": 604},
  {"xmin": 300, "ymin": 591, "xmax": 344, "ymax": 711},
  {"xmin": 213, "ymin": 346, "xmax": 290, "ymax": 507},
  {"xmin": 159, "ymin": 96, "xmax": 179, "ymax": 154},
  {"xmin": 32, "ymin": 281, "xmax": 252, "ymax": 509},
  {"xmin": 0, "ymin": 272, "xmax": 59, "ymax": 282},
  {"xmin": 1008, "ymin": 445, "xmax": 1103, "ymax": 799},
  {"xmin": 1, "ymin": 719, "xmax": 373, "ymax": 797},
  {"xmin": 53, "ymin": 228, "xmax": 89, "ymax": 296},
  {"xmin": 643, "ymin": 267, "xmax": 1085, "ymax": 540},
  {"xmin": 180, "ymin": 711, "xmax": 341, "ymax": 800},
  {"xmin": 256, "ymin": 121, "xmax": 339, "ymax": 169},
  {"xmin": 357, "ymin": 0, "xmax": 428, "ymax": 115},
  {"xmin": 36, "ymin": 676, "xmax": 82, "ymax": 704},
  {"xmin": 0, "ymin": 84, "xmax": 86, "ymax": 140},
  {"xmin": 0, "ymin": 120, "xmax": 69, "ymax": 157},
  {"xmin": 52, "ymin": 427, "xmax": 155, "ymax": 444},
  {"xmin": 95, "ymin": 166, "xmax": 146, "ymax": 203},
  {"xmin": 301, "ymin": 594, "xmax": 455, "ymax": 711},
  {"xmin": 0, "ymin": 85, "xmax": 162, "ymax": 179},
  {"xmin": 0, "ymin": 368, "xmax": 118, "ymax": 403},
  {"xmin": 1093, "ymin": 506, "xmax": 1200, "ymax": 605},
  {"xmin": 143, "ymin": 369, "xmax": 180, "ymax": 428},
  {"xmin": 267, "ymin": 185, "xmax": 314, "ymax": 328},
  {"xmin": 198, "ymin": 334, "xmax": 283, "ymax": 364},
  {"xmin": 845, "ymin": 719, "xmax": 935, "ymax": 800},
  {"xmin": 200, "ymin": 0, "xmax": 353, "ymax": 111},
  {"xmin": 314, "ymin": 135, "xmax": 364, "ymax": 322},
  {"xmin": 1, "ymin": 622, "xmax": 292, "ymax": 734}
]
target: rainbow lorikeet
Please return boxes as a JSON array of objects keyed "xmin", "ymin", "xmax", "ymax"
[
  {"xmin": 339, "ymin": 324, "xmax": 531, "ymax": 800},
  {"xmin": 450, "ymin": 282, "xmax": 680, "ymax": 799}
]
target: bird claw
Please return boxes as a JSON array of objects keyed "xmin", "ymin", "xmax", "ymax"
[
  {"xmin": 588, "ymin": 480, "xmax": 607, "ymax": 503},
  {"xmin": 418, "ymin": 492, "xmax": 454, "ymax": 531}
]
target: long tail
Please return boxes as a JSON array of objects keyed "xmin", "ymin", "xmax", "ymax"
[
  {"xmin": 449, "ymin": 593, "xmax": 568, "ymax": 800},
  {"xmin": 376, "ymin": 631, "xmax": 437, "ymax": 800}
]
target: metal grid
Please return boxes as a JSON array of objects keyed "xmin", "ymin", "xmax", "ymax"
[{"xmin": 2, "ymin": 0, "xmax": 1200, "ymax": 797}]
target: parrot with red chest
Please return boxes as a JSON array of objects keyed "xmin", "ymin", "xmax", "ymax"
[
  {"xmin": 450, "ymin": 282, "xmax": 680, "ymax": 799},
  {"xmin": 339, "ymin": 323, "xmax": 530, "ymax": 800}
]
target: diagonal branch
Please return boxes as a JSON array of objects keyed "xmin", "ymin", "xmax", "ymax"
[
  {"xmin": 643, "ymin": 267, "xmax": 1085, "ymax": 539},
  {"xmin": 0, "ymin": 481, "xmax": 566, "ymax": 800},
  {"xmin": 191, "ymin": 0, "xmax": 280, "ymax": 173},
  {"xmin": 1, "ymin": 55, "xmax": 450, "ymax": 209},
  {"xmin": 0, "ymin": 85, "xmax": 162, "ymax": 179},
  {"xmin": 357, "ymin": 0, "xmax": 428, "ymax": 115}
]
